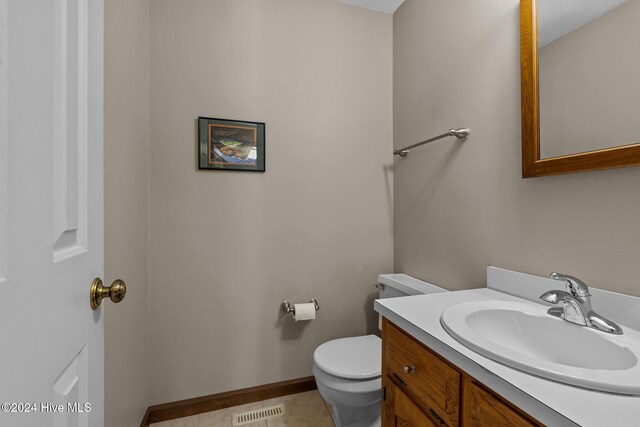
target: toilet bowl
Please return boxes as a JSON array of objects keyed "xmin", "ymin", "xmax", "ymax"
[
  {"xmin": 313, "ymin": 335, "xmax": 382, "ymax": 427},
  {"xmin": 312, "ymin": 274, "xmax": 447, "ymax": 427}
]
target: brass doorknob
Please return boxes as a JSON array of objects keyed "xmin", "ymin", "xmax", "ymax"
[{"xmin": 90, "ymin": 278, "xmax": 126, "ymax": 310}]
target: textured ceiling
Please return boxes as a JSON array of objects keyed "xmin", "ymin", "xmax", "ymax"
[
  {"xmin": 539, "ymin": 0, "xmax": 627, "ymax": 47},
  {"xmin": 337, "ymin": 0, "xmax": 406, "ymax": 14},
  {"xmin": 338, "ymin": 1, "xmax": 627, "ymax": 41}
]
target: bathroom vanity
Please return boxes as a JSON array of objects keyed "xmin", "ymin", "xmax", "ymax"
[
  {"xmin": 381, "ymin": 318, "xmax": 541, "ymax": 426},
  {"xmin": 374, "ymin": 268, "xmax": 640, "ymax": 427}
]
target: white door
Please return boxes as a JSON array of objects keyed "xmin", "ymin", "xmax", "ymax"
[{"xmin": 0, "ymin": 0, "xmax": 109, "ymax": 426}]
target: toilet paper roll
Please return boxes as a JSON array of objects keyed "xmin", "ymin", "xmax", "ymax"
[{"xmin": 293, "ymin": 303, "xmax": 316, "ymax": 321}]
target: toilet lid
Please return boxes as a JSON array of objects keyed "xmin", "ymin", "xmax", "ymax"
[{"xmin": 314, "ymin": 335, "xmax": 381, "ymax": 380}]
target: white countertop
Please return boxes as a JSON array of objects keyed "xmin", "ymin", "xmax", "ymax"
[{"xmin": 374, "ymin": 287, "xmax": 640, "ymax": 427}]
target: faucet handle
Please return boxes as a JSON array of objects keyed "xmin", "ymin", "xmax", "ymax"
[{"xmin": 550, "ymin": 272, "xmax": 591, "ymax": 298}]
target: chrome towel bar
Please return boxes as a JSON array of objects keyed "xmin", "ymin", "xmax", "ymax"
[{"xmin": 394, "ymin": 128, "xmax": 470, "ymax": 157}]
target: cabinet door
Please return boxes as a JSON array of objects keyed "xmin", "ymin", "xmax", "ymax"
[
  {"xmin": 389, "ymin": 380, "xmax": 440, "ymax": 427},
  {"xmin": 463, "ymin": 379, "xmax": 539, "ymax": 427}
]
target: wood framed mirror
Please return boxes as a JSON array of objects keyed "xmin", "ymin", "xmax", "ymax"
[{"xmin": 520, "ymin": 0, "xmax": 640, "ymax": 178}]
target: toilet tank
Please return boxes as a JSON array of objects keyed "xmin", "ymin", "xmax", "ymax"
[{"xmin": 377, "ymin": 273, "xmax": 447, "ymax": 299}]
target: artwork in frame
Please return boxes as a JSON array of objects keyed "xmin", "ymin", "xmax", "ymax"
[{"xmin": 198, "ymin": 117, "xmax": 265, "ymax": 172}]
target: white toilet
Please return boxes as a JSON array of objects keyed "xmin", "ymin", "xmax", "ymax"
[{"xmin": 312, "ymin": 274, "xmax": 446, "ymax": 427}]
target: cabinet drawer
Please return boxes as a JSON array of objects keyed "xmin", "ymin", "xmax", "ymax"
[{"xmin": 385, "ymin": 322, "xmax": 460, "ymax": 426}]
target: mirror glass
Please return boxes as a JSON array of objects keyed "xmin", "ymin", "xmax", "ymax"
[{"xmin": 538, "ymin": 0, "xmax": 640, "ymax": 159}]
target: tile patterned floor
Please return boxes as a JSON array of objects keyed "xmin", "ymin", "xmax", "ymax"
[{"xmin": 151, "ymin": 390, "xmax": 335, "ymax": 427}]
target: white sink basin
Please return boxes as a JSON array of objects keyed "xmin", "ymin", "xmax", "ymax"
[{"xmin": 441, "ymin": 300, "xmax": 640, "ymax": 395}]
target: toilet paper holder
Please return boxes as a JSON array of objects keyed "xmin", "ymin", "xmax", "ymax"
[{"xmin": 281, "ymin": 299, "xmax": 319, "ymax": 315}]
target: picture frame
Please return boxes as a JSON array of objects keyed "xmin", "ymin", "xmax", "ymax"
[{"xmin": 198, "ymin": 117, "xmax": 266, "ymax": 172}]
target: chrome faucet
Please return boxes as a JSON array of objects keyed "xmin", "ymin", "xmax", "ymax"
[{"xmin": 540, "ymin": 272, "xmax": 623, "ymax": 335}]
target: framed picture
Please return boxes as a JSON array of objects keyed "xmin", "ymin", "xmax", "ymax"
[{"xmin": 198, "ymin": 117, "xmax": 265, "ymax": 172}]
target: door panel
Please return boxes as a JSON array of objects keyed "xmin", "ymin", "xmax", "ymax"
[
  {"xmin": 52, "ymin": 0, "xmax": 89, "ymax": 261},
  {"xmin": 53, "ymin": 345, "xmax": 89, "ymax": 427},
  {"xmin": 0, "ymin": 0, "xmax": 7, "ymax": 284},
  {"xmin": 0, "ymin": 1, "xmax": 104, "ymax": 426}
]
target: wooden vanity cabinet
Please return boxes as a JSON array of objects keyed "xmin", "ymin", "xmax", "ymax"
[{"xmin": 381, "ymin": 319, "xmax": 543, "ymax": 427}]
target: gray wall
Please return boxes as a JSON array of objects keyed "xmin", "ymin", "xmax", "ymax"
[
  {"xmin": 104, "ymin": 0, "xmax": 149, "ymax": 425},
  {"xmin": 148, "ymin": 0, "xmax": 393, "ymax": 404},
  {"xmin": 393, "ymin": 0, "xmax": 640, "ymax": 297},
  {"xmin": 539, "ymin": 0, "xmax": 640, "ymax": 158}
]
